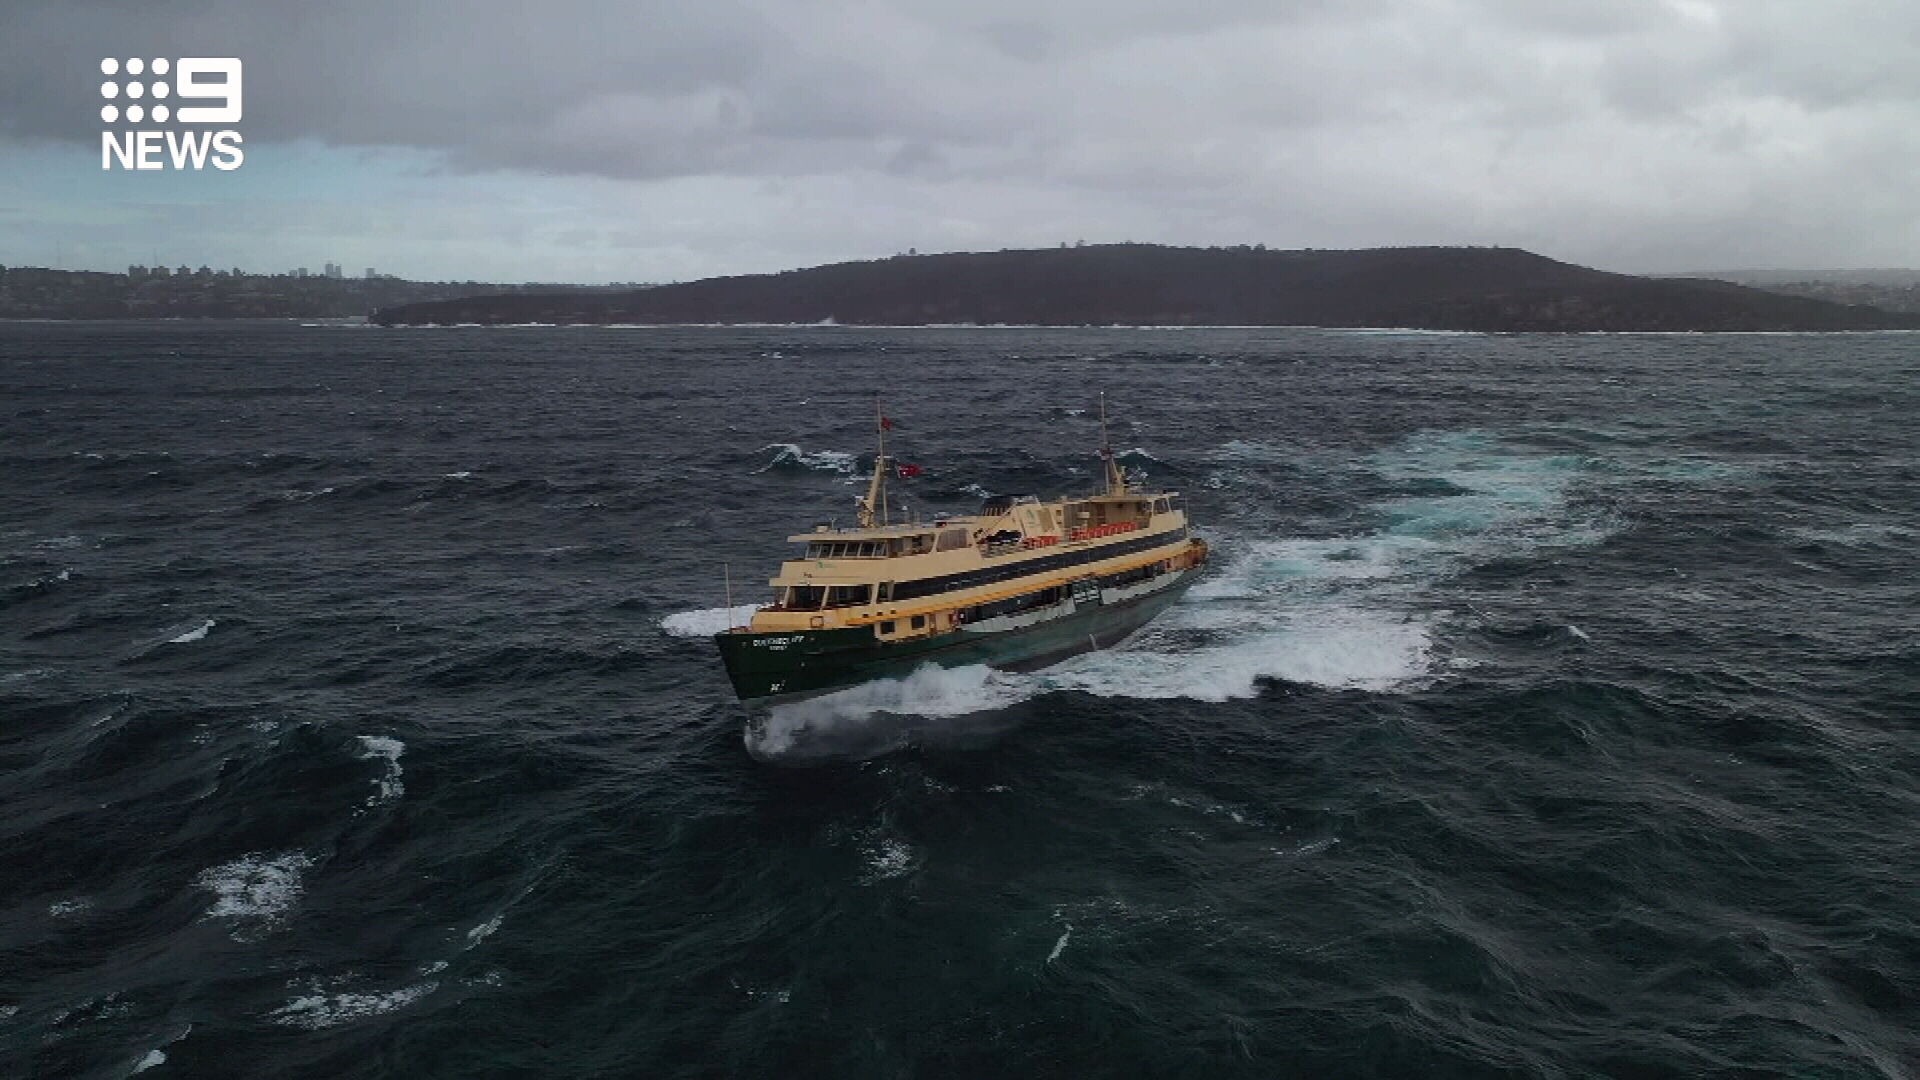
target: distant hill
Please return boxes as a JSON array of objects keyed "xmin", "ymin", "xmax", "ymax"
[
  {"xmin": 370, "ymin": 245, "xmax": 1920, "ymax": 332},
  {"xmin": 0, "ymin": 266, "xmax": 640, "ymax": 321}
]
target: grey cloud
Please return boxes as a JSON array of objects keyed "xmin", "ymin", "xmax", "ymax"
[{"xmin": 3, "ymin": 0, "xmax": 1917, "ymax": 275}]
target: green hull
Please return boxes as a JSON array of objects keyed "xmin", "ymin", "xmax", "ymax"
[{"xmin": 714, "ymin": 574, "xmax": 1198, "ymax": 704}]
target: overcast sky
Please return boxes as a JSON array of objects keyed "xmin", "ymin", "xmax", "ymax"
[{"xmin": 2, "ymin": 0, "xmax": 1916, "ymax": 282}]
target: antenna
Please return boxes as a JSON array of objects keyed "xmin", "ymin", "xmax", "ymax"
[
  {"xmin": 859, "ymin": 397, "xmax": 888, "ymax": 529},
  {"xmin": 723, "ymin": 561, "xmax": 734, "ymax": 628},
  {"xmin": 1100, "ymin": 392, "xmax": 1127, "ymax": 496}
]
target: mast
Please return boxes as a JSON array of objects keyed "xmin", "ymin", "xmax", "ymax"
[
  {"xmin": 858, "ymin": 398, "xmax": 888, "ymax": 529},
  {"xmin": 1100, "ymin": 392, "xmax": 1127, "ymax": 496}
]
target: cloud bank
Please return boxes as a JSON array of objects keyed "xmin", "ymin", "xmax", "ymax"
[{"xmin": 2, "ymin": 0, "xmax": 1916, "ymax": 279}]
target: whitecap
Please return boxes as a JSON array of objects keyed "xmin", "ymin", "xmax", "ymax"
[
  {"xmin": 167, "ymin": 619, "xmax": 215, "ymax": 644},
  {"xmin": 1273, "ymin": 837, "xmax": 1338, "ymax": 858},
  {"xmin": 661, "ymin": 604, "xmax": 760, "ymax": 638},
  {"xmin": 754, "ymin": 443, "xmax": 858, "ymax": 475},
  {"xmin": 738, "ymin": 430, "xmax": 1619, "ymax": 730},
  {"xmin": 466, "ymin": 914, "xmax": 502, "ymax": 948},
  {"xmin": 132, "ymin": 1049, "xmax": 166, "ymax": 1073},
  {"xmin": 1052, "ymin": 608, "xmax": 1434, "ymax": 700},
  {"xmin": 195, "ymin": 851, "xmax": 314, "ymax": 932},
  {"xmin": 1046, "ymin": 925, "xmax": 1072, "ymax": 964},
  {"xmin": 269, "ymin": 981, "xmax": 436, "ymax": 1030},
  {"xmin": 857, "ymin": 834, "xmax": 915, "ymax": 885},
  {"xmin": 355, "ymin": 736, "xmax": 404, "ymax": 804}
]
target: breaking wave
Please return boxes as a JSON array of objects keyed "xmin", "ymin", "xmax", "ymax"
[{"xmin": 741, "ymin": 430, "xmax": 1613, "ymax": 758}]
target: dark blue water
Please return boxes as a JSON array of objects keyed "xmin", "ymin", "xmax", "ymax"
[{"xmin": 3, "ymin": 322, "xmax": 1918, "ymax": 1078}]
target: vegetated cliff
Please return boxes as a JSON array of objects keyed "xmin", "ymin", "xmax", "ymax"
[{"xmin": 370, "ymin": 245, "xmax": 1920, "ymax": 332}]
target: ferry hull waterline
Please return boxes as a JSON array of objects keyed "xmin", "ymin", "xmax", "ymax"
[{"xmin": 714, "ymin": 400, "xmax": 1209, "ymax": 707}]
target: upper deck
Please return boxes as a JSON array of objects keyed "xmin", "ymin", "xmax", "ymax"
[{"xmin": 747, "ymin": 490, "xmax": 1193, "ymax": 631}]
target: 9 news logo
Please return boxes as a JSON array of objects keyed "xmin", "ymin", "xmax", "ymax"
[{"xmin": 100, "ymin": 57, "xmax": 244, "ymax": 171}]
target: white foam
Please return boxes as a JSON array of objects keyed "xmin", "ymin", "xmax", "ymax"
[
  {"xmin": 741, "ymin": 430, "xmax": 1608, "ymax": 735},
  {"xmin": 195, "ymin": 851, "xmax": 314, "ymax": 929},
  {"xmin": 133, "ymin": 1050, "xmax": 166, "ymax": 1072},
  {"xmin": 49, "ymin": 898, "xmax": 90, "ymax": 918},
  {"xmin": 168, "ymin": 619, "xmax": 215, "ymax": 644},
  {"xmin": 466, "ymin": 914, "xmax": 502, "ymax": 948},
  {"xmin": 1213, "ymin": 439, "xmax": 1295, "ymax": 464},
  {"xmin": 1046, "ymin": 925, "xmax": 1072, "ymax": 964},
  {"xmin": 749, "ymin": 664, "xmax": 1030, "ymax": 757},
  {"xmin": 1056, "ymin": 609, "xmax": 1433, "ymax": 700},
  {"xmin": 355, "ymin": 736, "xmax": 405, "ymax": 804},
  {"xmin": 857, "ymin": 833, "xmax": 915, "ymax": 885},
  {"xmin": 756, "ymin": 443, "xmax": 858, "ymax": 475},
  {"xmin": 269, "ymin": 981, "xmax": 436, "ymax": 1030},
  {"xmin": 661, "ymin": 604, "xmax": 760, "ymax": 638},
  {"xmin": 1273, "ymin": 837, "xmax": 1338, "ymax": 858}
]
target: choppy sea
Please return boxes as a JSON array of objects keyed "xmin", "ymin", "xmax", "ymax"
[{"xmin": 2, "ymin": 322, "xmax": 1917, "ymax": 1078}]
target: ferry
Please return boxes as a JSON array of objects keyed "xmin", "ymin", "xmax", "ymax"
[{"xmin": 714, "ymin": 402, "xmax": 1208, "ymax": 704}]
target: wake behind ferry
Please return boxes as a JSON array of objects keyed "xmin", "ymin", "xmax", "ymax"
[{"xmin": 714, "ymin": 402, "xmax": 1209, "ymax": 704}]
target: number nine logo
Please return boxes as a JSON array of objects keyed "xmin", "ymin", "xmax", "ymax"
[{"xmin": 100, "ymin": 58, "xmax": 244, "ymax": 170}]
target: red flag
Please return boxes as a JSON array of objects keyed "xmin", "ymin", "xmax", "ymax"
[
  {"xmin": 880, "ymin": 416, "xmax": 895, "ymax": 431},
  {"xmin": 896, "ymin": 463, "xmax": 923, "ymax": 478}
]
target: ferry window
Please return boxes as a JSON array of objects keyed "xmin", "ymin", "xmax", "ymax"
[
  {"xmin": 1154, "ymin": 498, "xmax": 1170, "ymax": 513},
  {"xmin": 910, "ymin": 615, "xmax": 926, "ymax": 629},
  {"xmin": 786, "ymin": 585, "xmax": 825, "ymax": 609},
  {"xmin": 936, "ymin": 528, "xmax": 968, "ymax": 551},
  {"xmin": 825, "ymin": 585, "xmax": 871, "ymax": 608},
  {"xmin": 877, "ymin": 582, "xmax": 893, "ymax": 602},
  {"xmin": 807, "ymin": 543, "xmax": 828, "ymax": 558},
  {"xmin": 879, "ymin": 620, "xmax": 895, "ymax": 634}
]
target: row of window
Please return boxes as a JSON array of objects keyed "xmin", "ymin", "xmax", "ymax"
[
  {"xmin": 782, "ymin": 531, "xmax": 1185, "ymax": 611},
  {"xmin": 876, "ymin": 561, "xmax": 1173, "ymax": 637},
  {"xmin": 805, "ymin": 526, "xmax": 972, "ymax": 561},
  {"xmin": 890, "ymin": 531, "xmax": 1178, "ymax": 601}
]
